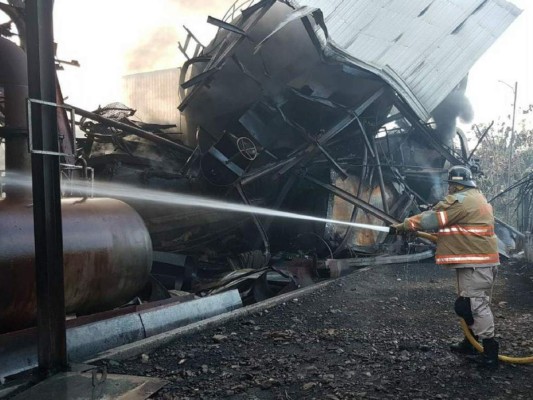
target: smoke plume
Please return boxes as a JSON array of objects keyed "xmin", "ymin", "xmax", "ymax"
[
  {"xmin": 431, "ymin": 76, "xmax": 474, "ymax": 146},
  {"xmin": 125, "ymin": 0, "xmax": 232, "ymax": 74},
  {"xmin": 126, "ymin": 27, "xmax": 180, "ymax": 73}
]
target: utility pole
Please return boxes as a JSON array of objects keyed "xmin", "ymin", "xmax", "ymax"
[
  {"xmin": 499, "ymin": 80, "xmax": 518, "ymax": 188},
  {"xmin": 508, "ymin": 81, "xmax": 518, "ymax": 188}
]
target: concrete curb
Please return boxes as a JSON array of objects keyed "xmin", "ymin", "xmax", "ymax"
[{"xmin": 87, "ymin": 278, "xmax": 339, "ymax": 362}]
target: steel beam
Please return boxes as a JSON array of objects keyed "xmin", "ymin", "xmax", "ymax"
[
  {"xmin": 276, "ymin": 88, "xmax": 385, "ymax": 177},
  {"xmin": 26, "ymin": 0, "xmax": 67, "ymax": 377},
  {"xmin": 207, "ymin": 16, "xmax": 247, "ymax": 36},
  {"xmin": 236, "ymin": 185, "xmax": 270, "ymax": 259},
  {"xmin": 373, "ymin": 139, "xmax": 389, "ymax": 214},
  {"xmin": 303, "ymin": 174, "xmax": 397, "ymax": 224}
]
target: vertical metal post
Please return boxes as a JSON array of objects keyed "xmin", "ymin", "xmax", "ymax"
[
  {"xmin": 25, "ymin": 0, "xmax": 67, "ymax": 377},
  {"xmin": 373, "ymin": 139, "xmax": 389, "ymax": 214},
  {"xmin": 507, "ymin": 81, "xmax": 518, "ymax": 188}
]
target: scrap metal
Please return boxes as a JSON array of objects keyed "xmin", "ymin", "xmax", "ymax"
[
  {"xmin": 0, "ymin": 0, "xmax": 525, "ymax": 352},
  {"xmin": 71, "ymin": 0, "xmax": 522, "ymax": 288}
]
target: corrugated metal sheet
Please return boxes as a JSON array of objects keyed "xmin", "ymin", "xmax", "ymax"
[
  {"xmin": 122, "ymin": 68, "xmax": 181, "ymax": 125},
  {"xmin": 297, "ymin": 0, "xmax": 521, "ymax": 120}
]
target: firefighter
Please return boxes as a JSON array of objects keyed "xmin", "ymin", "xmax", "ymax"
[{"xmin": 390, "ymin": 165, "xmax": 500, "ymax": 370}]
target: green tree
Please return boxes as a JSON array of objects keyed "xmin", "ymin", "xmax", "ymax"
[{"xmin": 469, "ymin": 109, "xmax": 533, "ymax": 229}]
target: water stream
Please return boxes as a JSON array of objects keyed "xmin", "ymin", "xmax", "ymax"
[{"xmin": 1, "ymin": 173, "xmax": 390, "ymax": 233}]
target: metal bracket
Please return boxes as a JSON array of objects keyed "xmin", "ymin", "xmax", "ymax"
[
  {"xmin": 207, "ymin": 16, "xmax": 247, "ymax": 36},
  {"xmin": 27, "ymin": 98, "xmax": 76, "ymax": 157},
  {"xmin": 60, "ymin": 163, "xmax": 94, "ymax": 198},
  {"xmin": 180, "ymin": 67, "xmax": 221, "ymax": 90}
]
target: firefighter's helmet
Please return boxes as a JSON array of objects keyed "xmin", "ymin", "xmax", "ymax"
[{"xmin": 447, "ymin": 165, "xmax": 477, "ymax": 188}]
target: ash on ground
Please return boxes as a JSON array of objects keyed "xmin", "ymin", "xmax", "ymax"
[{"xmin": 104, "ymin": 260, "xmax": 533, "ymax": 400}]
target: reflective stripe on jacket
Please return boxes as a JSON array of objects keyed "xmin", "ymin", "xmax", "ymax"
[{"xmin": 402, "ymin": 188, "xmax": 500, "ymax": 267}]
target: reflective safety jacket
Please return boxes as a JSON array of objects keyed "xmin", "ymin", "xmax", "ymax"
[{"xmin": 401, "ymin": 188, "xmax": 500, "ymax": 268}]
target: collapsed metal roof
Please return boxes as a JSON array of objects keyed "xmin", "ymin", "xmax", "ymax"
[{"xmin": 296, "ymin": 0, "xmax": 522, "ymax": 120}]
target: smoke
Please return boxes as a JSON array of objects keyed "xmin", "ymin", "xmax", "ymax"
[
  {"xmin": 431, "ymin": 76, "xmax": 474, "ymax": 146},
  {"xmin": 126, "ymin": 27, "xmax": 180, "ymax": 73},
  {"xmin": 125, "ymin": 0, "xmax": 232, "ymax": 74}
]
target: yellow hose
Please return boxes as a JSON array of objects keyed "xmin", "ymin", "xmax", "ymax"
[
  {"xmin": 406, "ymin": 230, "xmax": 531, "ymax": 364},
  {"xmin": 460, "ymin": 318, "xmax": 533, "ymax": 364},
  {"xmin": 416, "ymin": 231, "xmax": 438, "ymax": 243}
]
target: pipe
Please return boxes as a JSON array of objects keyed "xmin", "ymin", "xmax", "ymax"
[
  {"xmin": 326, "ymin": 250, "xmax": 435, "ymax": 277},
  {"xmin": 0, "ymin": 38, "xmax": 30, "ymax": 200},
  {"xmin": 460, "ymin": 319, "xmax": 533, "ymax": 364},
  {"xmin": 237, "ymin": 184, "xmax": 270, "ymax": 261},
  {"xmin": 0, "ymin": 290, "xmax": 242, "ymax": 381},
  {"xmin": 373, "ymin": 139, "xmax": 389, "ymax": 214},
  {"xmin": 0, "ymin": 4, "xmax": 26, "ymax": 49}
]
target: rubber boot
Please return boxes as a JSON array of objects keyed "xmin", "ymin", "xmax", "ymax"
[
  {"xmin": 477, "ymin": 338, "xmax": 499, "ymax": 370},
  {"xmin": 450, "ymin": 329, "xmax": 478, "ymax": 355}
]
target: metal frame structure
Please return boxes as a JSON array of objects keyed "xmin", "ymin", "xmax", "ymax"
[{"xmin": 26, "ymin": 98, "xmax": 75, "ymax": 157}]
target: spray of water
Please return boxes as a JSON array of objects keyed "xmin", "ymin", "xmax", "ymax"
[{"xmin": 1, "ymin": 173, "xmax": 390, "ymax": 233}]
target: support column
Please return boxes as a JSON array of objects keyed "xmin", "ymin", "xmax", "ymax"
[{"xmin": 25, "ymin": 0, "xmax": 67, "ymax": 377}]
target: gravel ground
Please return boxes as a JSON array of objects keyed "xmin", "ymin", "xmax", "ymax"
[{"xmin": 103, "ymin": 259, "xmax": 533, "ymax": 400}]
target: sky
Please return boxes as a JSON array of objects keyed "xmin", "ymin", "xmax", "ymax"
[
  {"xmin": 52, "ymin": 0, "xmax": 231, "ymax": 109},
  {"xmin": 3, "ymin": 0, "xmax": 532, "ymax": 129},
  {"xmin": 461, "ymin": 0, "xmax": 532, "ymax": 126}
]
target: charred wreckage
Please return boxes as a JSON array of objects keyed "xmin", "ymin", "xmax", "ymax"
[{"xmin": 0, "ymin": 0, "xmax": 526, "ymax": 377}]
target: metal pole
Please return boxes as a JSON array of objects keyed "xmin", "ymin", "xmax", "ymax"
[
  {"xmin": 373, "ymin": 138, "xmax": 389, "ymax": 214},
  {"xmin": 26, "ymin": 0, "xmax": 68, "ymax": 377},
  {"xmin": 507, "ymin": 81, "xmax": 518, "ymax": 187}
]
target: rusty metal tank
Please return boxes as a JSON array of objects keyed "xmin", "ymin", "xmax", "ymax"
[{"xmin": 0, "ymin": 197, "xmax": 152, "ymax": 332}]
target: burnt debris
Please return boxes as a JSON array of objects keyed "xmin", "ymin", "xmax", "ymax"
[{"xmin": 0, "ymin": 0, "xmax": 525, "ymax": 333}]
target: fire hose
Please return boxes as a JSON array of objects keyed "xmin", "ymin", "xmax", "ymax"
[
  {"xmin": 460, "ymin": 319, "xmax": 533, "ymax": 364},
  {"xmin": 383, "ymin": 228, "xmax": 533, "ymax": 364},
  {"xmin": 341, "ymin": 222, "xmax": 533, "ymax": 363},
  {"xmin": 408, "ymin": 231, "xmax": 533, "ymax": 363},
  {"xmin": 413, "ymin": 231, "xmax": 438, "ymax": 243}
]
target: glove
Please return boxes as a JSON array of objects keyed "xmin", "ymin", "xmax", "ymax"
[{"xmin": 389, "ymin": 223, "xmax": 404, "ymax": 235}]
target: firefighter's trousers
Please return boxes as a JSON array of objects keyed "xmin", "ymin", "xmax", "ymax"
[{"xmin": 456, "ymin": 266, "xmax": 498, "ymax": 339}]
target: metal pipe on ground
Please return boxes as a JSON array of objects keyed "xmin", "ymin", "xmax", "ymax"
[
  {"xmin": 86, "ymin": 280, "xmax": 339, "ymax": 363},
  {"xmin": 0, "ymin": 290, "xmax": 242, "ymax": 382},
  {"xmin": 325, "ymin": 250, "xmax": 435, "ymax": 278}
]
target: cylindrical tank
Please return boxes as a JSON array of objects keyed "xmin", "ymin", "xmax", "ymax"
[
  {"xmin": 0, "ymin": 37, "xmax": 31, "ymax": 200},
  {"xmin": 0, "ymin": 197, "xmax": 152, "ymax": 332}
]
